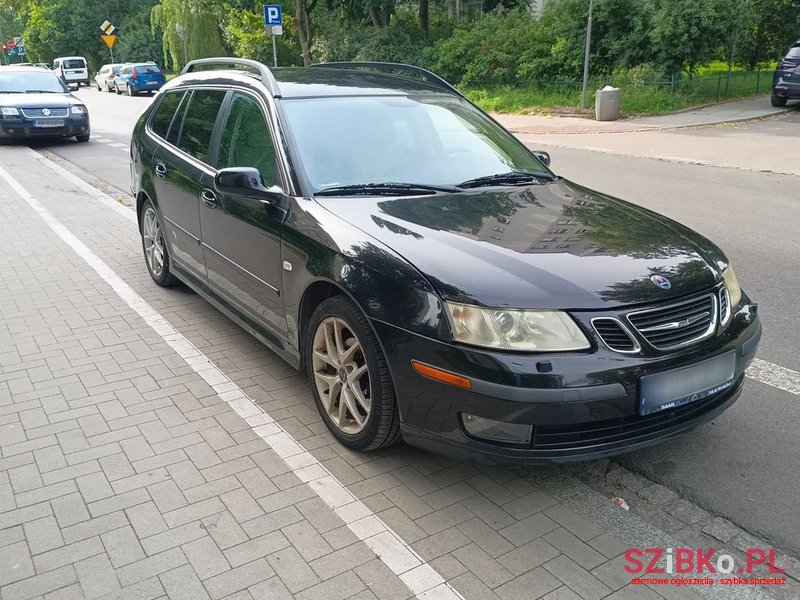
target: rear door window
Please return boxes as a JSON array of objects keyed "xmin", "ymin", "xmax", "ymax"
[
  {"xmin": 216, "ymin": 92, "xmax": 277, "ymax": 185},
  {"xmin": 176, "ymin": 90, "xmax": 227, "ymax": 164},
  {"xmin": 64, "ymin": 59, "xmax": 85, "ymax": 69},
  {"xmin": 137, "ymin": 65, "xmax": 161, "ymax": 74},
  {"xmin": 150, "ymin": 91, "xmax": 185, "ymax": 140}
]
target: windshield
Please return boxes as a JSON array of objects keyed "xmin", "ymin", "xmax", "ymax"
[
  {"xmin": 63, "ymin": 59, "xmax": 85, "ymax": 69},
  {"xmin": 0, "ymin": 71, "xmax": 67, "ymax": 93},
  {"xmin": 281, "ymin": 95, "xmax": 550, "ymax": 192}
]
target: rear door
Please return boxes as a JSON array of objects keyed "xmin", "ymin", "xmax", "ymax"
[
  {"xmin": 199, "ymin": 91, "xmax": 288, "ymax": 341},
  {"xmin": 62, "ymin": 58, "xmax": 86, "ymax": 83},
  {"xmin": 134, "ymin": 65, "xmax": 165, "ymax": 90},
  {"xmin": 150, "ymin": 88, "xmax": 227, "ymax": 285}
]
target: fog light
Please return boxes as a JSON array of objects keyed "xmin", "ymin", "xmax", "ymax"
[{"xmin": 462, "ymin": 414, "xmax": 532, "ymax": 444}]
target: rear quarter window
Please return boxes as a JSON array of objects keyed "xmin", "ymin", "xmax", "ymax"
[{"xmin": 150, "ymin": 91, "xmax": 185, "ymax": 139}]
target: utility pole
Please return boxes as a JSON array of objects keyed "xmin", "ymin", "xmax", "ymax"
[
  {"xmin": 580, "ymin": 0, "xmax": 594, "ymax": 110},
  {"xmin": 0, "ymin": 25, "xmax": 7, "ymax": 66}
]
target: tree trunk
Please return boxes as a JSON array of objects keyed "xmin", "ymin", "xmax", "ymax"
[
  {"xmin": 295, "ymin": 0, "xmax": 313, "ymax": 66},
  {"xmin": 368, "ymin": 6, "xmax": 382, "ymax": 29},
  {"xmin": 419, "ymin": 0, "xmax": 429, "ymax": 33}
]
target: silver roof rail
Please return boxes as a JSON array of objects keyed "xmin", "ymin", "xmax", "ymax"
[
  {"xmin": 180, "ymin": 58, "xmax": 280, "ymax": 97},
  {"xmin": 310, "ymin": 61, "xmax": 462, "ymax": 96}
]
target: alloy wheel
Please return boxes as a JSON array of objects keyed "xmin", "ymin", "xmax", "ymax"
[
  {"xmin": 142, "ymin": 207, "xmax": 164, "ymax": 277},
  {"xmin": 312, "ymin": 316, "xmax": 372, "ymax": 434}
]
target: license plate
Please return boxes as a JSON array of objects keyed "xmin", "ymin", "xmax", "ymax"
[
  {"xmin": 147, "ymin": 81, "xmax": 158, "ymax": 85},
  {"xmin": 34, "ymin": 120, "xmax": 65, "ymax": 128},
  {"xmin": 639, "ymin": 351, "xmax": 736, "ymax": 415}
]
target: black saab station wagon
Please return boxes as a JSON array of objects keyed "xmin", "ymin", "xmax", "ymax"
[{"xmin": 131, "ymin": 58, "xmax": 761, "ymax": 464}]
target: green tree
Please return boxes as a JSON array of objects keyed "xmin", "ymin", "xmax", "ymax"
[
  {"xmin": 736, "ymin": 0, "xmax": 800, "ymax": 68},
  {"xmin": 650, "ymin": 0, "xmax": 732, "ymax": 75},
  {"xmin": 150, "ymin": 0, "xmax": 226, "ymax": 70}
]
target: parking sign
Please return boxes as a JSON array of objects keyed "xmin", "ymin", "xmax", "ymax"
[{"xmin": 263, "ymin": 5, "xmax": 282, "ymax": 26}]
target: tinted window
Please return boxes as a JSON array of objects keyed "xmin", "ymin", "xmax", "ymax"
[
  {"xmin": 64, "ymin": 59, "xmax": 85, "ymax": 69},
  {"xmin": 217, "ymin": 93, "xmax": 276, "ymax": 185},
  {"xmin": 112, "ymin": 66, "xmax": 122, "ymax": 74},
  {"xmin": 177, "ymin": 90, "xmax": 226, "ymax": 163},
  {"xmin": 0, "ymin": 71, "xmax": 66, "ymax": 93},
  {"xmin": 150, "ymin": 91, "xmax": 185, "ymax": 139},
  {"xmin": 135, "ymin": 65, "xmax": 161, "ymax": 74}
]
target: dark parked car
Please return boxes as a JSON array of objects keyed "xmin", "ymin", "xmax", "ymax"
[
  {"xmin": 130, "ymin": 58, "xmax": 761, "ymax": 464},
  {"xmin": 115, "ymin": 63, "xmax": 167, "ymax": 96},
  {"xmin": 0, "ymin": 65, "xmax": 90, "ymax": 144},
  {"xmin": 771, "ymin": 39, "xmax": 800, "ymax": 106}
]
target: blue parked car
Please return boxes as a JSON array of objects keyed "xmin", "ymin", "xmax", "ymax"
[{"xmin": 114, "ymin": 63, "xmax": 166, "ymax": 96}]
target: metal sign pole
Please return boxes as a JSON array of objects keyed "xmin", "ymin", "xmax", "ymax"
[
  {"xmin": 272, "ymin": 33, "xmax": 277, "ymax": 68},
  {"xmin": 110, "ymin": 47, "xmax": 115, "ymax": 63},
  {"xmin": 580, "ymin": 0, "xmax": 594, "ymax": 110}
]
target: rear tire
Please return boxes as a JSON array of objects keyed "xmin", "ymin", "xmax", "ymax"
[
  {"xmin": 126, "ymin": 85, "xmax": 133, "ymax": 97},
  {"xmin": 140, "ymin": 200, "xmax": 178, "ymax": 288},
  {"xmin": 115, "ymin": 84, "xmax": 121, "ymax": 95},
  {"xmin": 771, "ymin": 94, "xmax": 787, "ymax": 107},
  {"xmin": 306, "ymin": 295, "xmax": 401, "ymax": 451}
]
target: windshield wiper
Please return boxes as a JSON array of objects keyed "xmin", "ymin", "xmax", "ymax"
[
  {"xmin": 456, "ymin": 171, "xmax": 553, "ymax": 189},
  {"xmin": 316, "ymin": 182, "xmax": 460, "ymax": 197},
  {"xmin": 25, "ymin": 90, "xmax": 60, "ymax": 93}
]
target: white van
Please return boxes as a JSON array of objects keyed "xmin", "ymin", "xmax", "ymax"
[{"xmin": 52, "ymin": 56, "xmax": 90, "ymax": 87}]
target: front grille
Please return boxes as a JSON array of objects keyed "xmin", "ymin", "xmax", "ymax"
[
  {"xmin": 719, "ymin": 288, "xmax": 730, "ymax": 325},
  {"xmin": 20, "ymin": 108, "xmax": 69, "ymax": 118},
  {"xmin": 532, "ymin": 381, "xmax": 737, "ymax": 450},
  {"xmin": 592, "ymin": 318, "xmax": 638, "ymax": 352},
  {"xmin": 627, "ymin": 294, "xmax": 716, "ymax": 350}
]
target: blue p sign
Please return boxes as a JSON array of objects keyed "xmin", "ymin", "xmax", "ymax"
[{"xmin": 264, "ymin": 5, "xmax": 282, "ymax": 26}]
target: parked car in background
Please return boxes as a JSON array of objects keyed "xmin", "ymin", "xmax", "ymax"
[
  {"xmin": 115, "ymin": 63, "xmax": 166, "ymax": 96},
  {"xmin": 95, "ymin": 63, "xmax": 123, "ymax": 92},
  {"xmin": 52, "ymin": 56, "xmax": 90, "ymax": 88},
  {"xmin": 771, "ymin": 39, "xmax": 800, "ymax": 106},
  {"xmin": 0, "ymin": 65, "xmax": 90, "ymax": 144},
  {"xmin": 130, "ymin": 58, "xmax": 761, "ymax": 463}
]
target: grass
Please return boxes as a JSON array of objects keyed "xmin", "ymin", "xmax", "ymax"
[{"xmin": 463, "ymin": 69, "xmax": 775, "ymax": 116}]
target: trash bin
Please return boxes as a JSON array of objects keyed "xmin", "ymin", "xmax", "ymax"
[{"xmin": 595, "ymin": 85, "xmax": 620, "ymax": 121}]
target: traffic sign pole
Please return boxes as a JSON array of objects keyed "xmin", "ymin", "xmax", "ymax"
[{"xmin": 263, "ymin": 5, "xmax": 283, "ymax": 68}]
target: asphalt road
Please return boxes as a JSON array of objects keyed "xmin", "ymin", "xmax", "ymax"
[{"xmin": 35, "ymin": 88, "xmax": 800, "ymax": 555}]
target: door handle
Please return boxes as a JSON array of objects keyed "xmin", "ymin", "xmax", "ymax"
[
  {"xmin": 200, "ymin": 189, "xmax": 217, "ymax": 208},
  {"xmin": 154, "ymin": 163, "xmax": 167, "ymax": 179}
]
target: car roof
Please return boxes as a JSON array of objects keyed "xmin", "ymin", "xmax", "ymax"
[
  {"xmin": 0, "ymin": 65, "xmax": 58, "ymax": 73},
  {"xmin": 167, "ymin": 66, "xmax": 455, "ymax": 99},
  {"xmin": 55, "ymin": 56, "xmax": 86, "ymax": 60}
]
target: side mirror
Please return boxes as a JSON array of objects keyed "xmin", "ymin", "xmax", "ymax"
[
  {"xmin": 532, "ymin": 151, "xmax": 551, "ymax": 167},
  {"xmin": 214, "ymin": 167, "xmax": 283, "ymax": 203}
]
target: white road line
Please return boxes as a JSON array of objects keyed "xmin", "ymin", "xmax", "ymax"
[
  {"xmin": 108, "ymin": 142, "xmax": 128, "ymax": 149},
  {"xmin": 745, "ymin": 358, "xmax": 800, "ymax": 396},
  {"xmin": 0, "ymin": 158, "xmax": 464, "ymax": 600}
]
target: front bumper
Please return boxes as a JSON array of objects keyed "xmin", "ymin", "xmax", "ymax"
[
  {"xmin": 374, "ymin": 297, "xmax": 761, "ymax": 464},
  {"xmin": 0, "ymin": 116, "xmax": 90, "ymax": 140}
]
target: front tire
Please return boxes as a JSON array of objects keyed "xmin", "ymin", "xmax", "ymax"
[
  {"xmin": 75, "ymin": 133, "xmax": 90, "ymax": 143},
  {"xmin": 771, "ymin": 94, "xmax": 787, "ymax": 107},
  {"xmin": 140, "ymin": 200, "xmax": 178, "ymax": 287},
  {"xmin": 306, "ymin": 295, "xmax": 401, "ymax": 451}
]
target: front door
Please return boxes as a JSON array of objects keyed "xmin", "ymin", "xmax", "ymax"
[
  {"xmin": 199, "ymin": 91, "xmax": 287, "ymax": 342},
  {"xmin": 152, "ymin": 89, "xmax": 226, "ymax": 284}
]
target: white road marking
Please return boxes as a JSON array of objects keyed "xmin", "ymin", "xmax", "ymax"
[
  {"xmin": 0, "ymin": 158, "xmax": 464, "ymax": 600},
  {"xmin": 108, "ymin": 142, "xmax": 127, "ymax": 149},
  {"xmin": 745, "ymin": 358, "xmax": 800, "ymax": 396}
]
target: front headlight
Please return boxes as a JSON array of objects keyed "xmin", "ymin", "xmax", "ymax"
[
  {"xmin": 445, "ymin": 302, "xmax": 591, "ymax": 351},
  {"xmin": 1, "ymin": 107, "xmax": 20, "ymax": 116},
  {"xmin": 722, "ymin": 266, "xmax": 742, "ymax": 307},
  {"xmin": 71, "ymin": 105, "xmax": 87, "ymax": 115}
]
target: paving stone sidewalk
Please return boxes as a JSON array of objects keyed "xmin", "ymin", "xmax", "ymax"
[{"xmin": 0, "ymin": 145, "xmax": 794, "ymax": 600}]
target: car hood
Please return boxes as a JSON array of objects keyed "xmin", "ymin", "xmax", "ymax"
[
  {"xmin": 314, "ymin": 179, "xmax": 728, "ymax": 310},
  {"xmin": 0, "ymin": 93, "xmax": 79, "ymax": 108}
]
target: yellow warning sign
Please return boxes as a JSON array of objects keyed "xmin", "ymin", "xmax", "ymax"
[{"xmin": 101, "ymin": 34, "xmax": 117, "ymax": 49}]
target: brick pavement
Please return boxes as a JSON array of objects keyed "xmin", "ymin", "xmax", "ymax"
[{"xmin": 0, "ymin": 145, "xmax": 793, "ymax": 600}]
